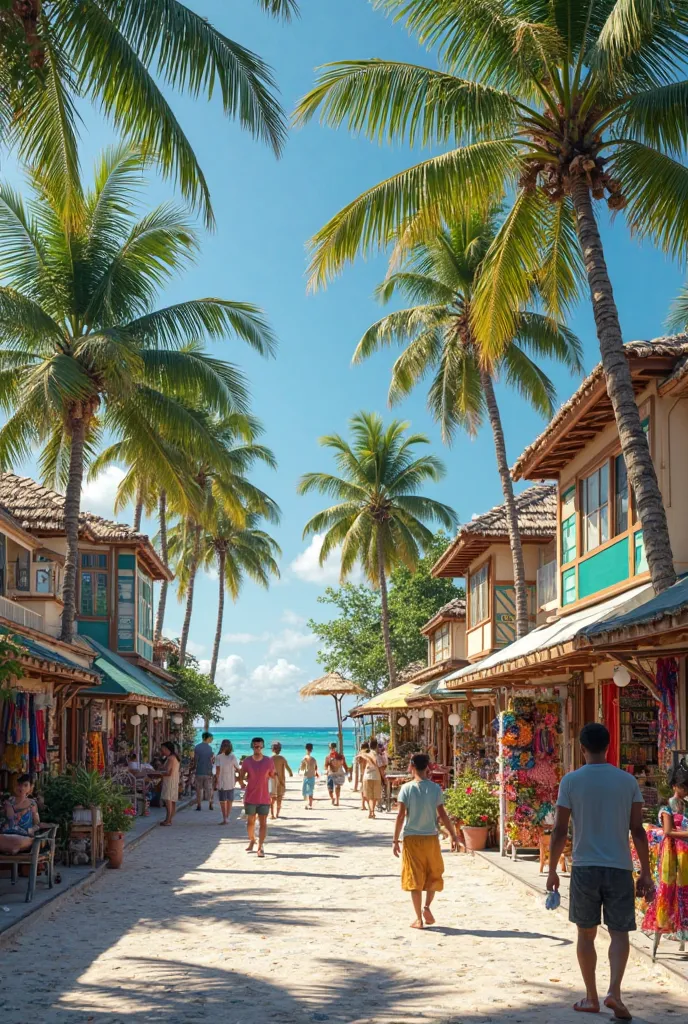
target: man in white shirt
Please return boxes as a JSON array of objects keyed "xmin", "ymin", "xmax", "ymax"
[{"xmin": 547, "ymin": 723, "xmax": 654, "ymax": 1020}]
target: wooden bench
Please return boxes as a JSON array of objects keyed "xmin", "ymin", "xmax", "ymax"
[{"xmin": 0, "ymin": 823, "xmax": 58, "ymax": 902}]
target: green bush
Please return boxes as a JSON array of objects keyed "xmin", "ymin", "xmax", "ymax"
[
  {"xmin": 444, "ymin": 774, "xmax": 499, "ymax": 827},
  {"xmin": 102, "ymin": 791, "xmax": 136, "ymax": 833},
  {"xmin": 42, "ymin": 773, "xmax": 79, "ymax": 847}
]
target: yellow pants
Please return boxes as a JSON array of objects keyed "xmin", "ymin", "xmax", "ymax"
[{"xmin": 401, "ymin": 835, "xmax": 445, "ymax": 892}]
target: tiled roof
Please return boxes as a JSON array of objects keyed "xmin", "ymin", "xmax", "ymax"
[
  {"xmin": 0, "ymin": 625, "xmax": 100, "ymax": 682},
  {"xmin": 460, "ymin": 484, "xmax": 557, "ymax": 538},
  {"xmin": 512, "ymin": 336, "xmax": 688, "ymax": 478},
  {"xmin": 420, "ymin": 596, "xmax": 466, "ymax": 634}
]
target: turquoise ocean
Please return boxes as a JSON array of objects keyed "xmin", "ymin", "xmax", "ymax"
[{"xmin": 193, "ymin": 726, "xmax": 356, "ymax": 772}]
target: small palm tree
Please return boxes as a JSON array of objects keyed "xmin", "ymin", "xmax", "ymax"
[
  {"xmin": 168, "ymin": 414, "xmax": 280, "ymax": 665},
  {"xmin": 356, "ymin": 215, "xmax": 583, "ymax": 638},
  {"xmin": 298, "ymin": 412, "xmax": 456, "ymax": 686},
  {"xmin": 295, "ymin": 0, "xmax": 687, "ymax": 594},
  {"xmin": 202, "ymin": 507, "xmax": 281, "ymax": 692},
  {"xmin": 0, "ymin": 145, "xmax": 275, "ymax": 641},
  {"xmin": 2, "ymin": 0, "xmax": 298, "ymax": 224}
]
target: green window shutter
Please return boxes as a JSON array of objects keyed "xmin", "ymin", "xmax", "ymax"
[
  {"xmin": 562, "ymin": 514, "xmax": 576, "ymax": 564},
  {"xmin": 562, "ymin": 567, "xmax": 576, "ymax": 606}
]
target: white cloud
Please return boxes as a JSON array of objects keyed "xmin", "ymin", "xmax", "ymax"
[
  {"xmin": 251, "ymin": 658, "xmax": 303, "ymax": 687},
  {"xmin": 203, "ymin": 654, "xmax": 304, "ymax": 705},
  {"xmin": 186, "ymin": 639, "xmax": 207, "ymax": 657},
  {"xmin": 201, "ymin": 654, "xmax": 248, "ymax": 691},
  {"xmin": 282, "ymin": 609, "xmax": 306, "ymax": 627},
  {"xmin": 223, "ymin": 631, "xmax": 266, "ymax": 644},
  {"xmin": 81, "ymin": 466, "xmax": 127, "ymax": 520},
  {"xmin": 290, "ymin": 534, "xmax": 362, "ymax": 585},
  {"xmin": 268, "ymin": 628, "xmax": 317, "ymax": 655}
]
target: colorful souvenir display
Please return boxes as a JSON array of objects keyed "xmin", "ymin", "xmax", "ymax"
[
  {"xmin": 453, "ymin": 706, "xmax": 497, "ymax": 781},
  {"xmin": 500, "ymin": 697, "xmax": 563, "ymax": 849},
  {"xmin": 0, "ymin": 691, "xmax": 48, "ymax": 775}
]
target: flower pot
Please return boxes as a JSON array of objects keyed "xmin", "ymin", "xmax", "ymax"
[
  {"xmin": 461, "ymin": 825, "xmax": 489, "ymax": 851},
  {"xmin": 105, "ymin": 831, "xmax": 125, "ymax": 869}
]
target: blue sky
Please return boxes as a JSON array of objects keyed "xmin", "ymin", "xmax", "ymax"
[{"xmin": 5, "ymin": 1, "xmax": 687, "ymax": 725}]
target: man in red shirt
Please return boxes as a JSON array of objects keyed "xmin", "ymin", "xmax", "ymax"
[{"xmin": 238, "ymin": 737, "xmax": 275, "ymax": 858}]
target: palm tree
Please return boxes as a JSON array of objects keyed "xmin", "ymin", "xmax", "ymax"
[
  {"xmin": 201, "ymin": 506, "xmax": 281, "ymax": 703},
  {"xmin": 295, "ymin": 0, "xmax": 687, "ymax": 595},
  {"xmin": 1, "ymin": 0, "xmax": 298, "ymax": 225},
  {"xmin": 298, "ymin": 412, "xmax": 456, "ymax": 686},
  {"xmin": 356, "ymin": 215, "xmax": 583, "ymax": 638},
  {"xmin": 0, "ymin": 145, "xmax": 275, "ymax": 642},
  {"xmin": 168, "ymin": 413, "xmax": 280, "ymax": 665}
]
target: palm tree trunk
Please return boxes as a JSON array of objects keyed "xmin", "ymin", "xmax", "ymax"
[
  {"xmin": 480, "ymin": 368, "xmax": 529, "ymax": 639},
  {"xmin": 178, "ymin": 522, "xmax": 201, "ymax": 666},
  {"xmin": 154, "ymin": 490, "xmax": 168, "ymax": 644},
  {"xmin": 209, "ymin": 546, "xmax": 225, "ymax": 685},
  {"xmin": 377, "ymin": 530, "xmax": 397, "ymax": 687},
  {"xmin": 60, "ymin": 414, "xmax": 87, "ymax": 642},
  {"xmin": 133, "ymin": 487, "xmax": 143, "ymax": 531},
  {"xmin": 571, "ymin": 178, "xmax": 676, "ymax": 594}
]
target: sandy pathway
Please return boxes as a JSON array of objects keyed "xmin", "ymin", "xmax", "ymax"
[{"xmin": 1, "ymin": 783, "xmax": 686, "ymax": 1023}]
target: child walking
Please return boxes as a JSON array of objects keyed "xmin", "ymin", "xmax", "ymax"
[
  {"xmin": 393, "ymin": 753, "xmax": 458, "ymax": 929},
  {"xmin": 300, "ymin": 743, "xmax": 319, "ymax": 809}
]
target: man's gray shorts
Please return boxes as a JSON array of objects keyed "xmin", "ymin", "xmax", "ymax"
[{"xmin": 569, "ymin": 866, "xmax": 636, "ymax": 932}]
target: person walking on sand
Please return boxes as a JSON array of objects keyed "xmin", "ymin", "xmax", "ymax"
[
  {"xmin": 270, "ymin": 742, "xmax": 293, "ymax": 818},
  {"xmin": 393, "ymin": 753, "xmax": 458, "ymax": 929},
  {"xmin": 193, "ymin": 731, "xmax": 215, "ymax": 812},
  {"xmin": 358, "ymin": 742, "xmax": 382, "ymax": 818},
  {"xmin": 325, "ymin": 741, "xmax": 349, "ymax": 806},
  {"xmin": 300, "ymin": 743, "xmax": 319, "ymax": 809},
  {"xmin": 237, "ymin": 737, "xmax": 275, "ymax": 858},
  {"xmin": 214, "ymin": 738, "xmax": 240, "ymax": 825},
  {"xmin": 547, "ymin": 723, "xmax": 655, "ymax": 1020},
  {"xmin": 159, "ymin": 741, "xmax": 181, "ymax": 826}
]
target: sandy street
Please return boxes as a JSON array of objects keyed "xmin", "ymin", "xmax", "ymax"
[{"xmin": 1, "ymin": 783, "xmax": 687, "ymax": 1024}]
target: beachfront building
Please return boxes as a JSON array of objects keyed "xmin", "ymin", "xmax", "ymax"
[
  {"xmin": 0, "ymin": 473, "xmax": 183, "ymax": 780},
  {"xmin": 442, "ymin": 336, "xmax": 688, "ymax": 853}
]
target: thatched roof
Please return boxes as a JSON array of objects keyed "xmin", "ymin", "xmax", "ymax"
[
  {"xmin": 0, "ymin": 473, "xmax": 172, "ymax": 581},
  {"xmin": 300, "ymin": 672, "xmax": 366, "ymax": 698},
  {"xmin": 420, "ymin": 597, "xmax": 466, "ymax": 635},
  {"xmin": 512, "ymin": 335, "xmax": 688, "ymax": 480},
  {"xmin": 433, "ymin": 484, "xmax": 556, "ymax": 577}
]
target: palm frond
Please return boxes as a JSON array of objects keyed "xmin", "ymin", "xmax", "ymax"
[
  {"xmin": 611, "ymin": 139, "xmax": 688, "ymax": 258},
  {"xmin": 123, "ymin": 299, "xmax": 276, "ymax": 356}
]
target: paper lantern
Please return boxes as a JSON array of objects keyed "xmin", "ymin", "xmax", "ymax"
[
  {"xmin": 613, "ymin": 664, "xmax": 631, "ymax": 688},
  {"xmin": 423, "ymin": 707, "xmax": 434, "ymax": 719},
  {"xmin": 397, "ymin": 715, "xmax": 408, "ymax": 727},
  {"xmin": 130, "ymin": 714, "xmax": 141, "ymax": 726},
  {"xmin": 172, "ymin": 714, "xmax": 183, "ymax": 725},
  {"xmin": 448, "ymin": 713, "xmax": 460, "ymax": 726},
  {"xmin": 409, "ymin": 714, "xmax": 419, "ymax": 727},
  {"xmin": 156, "ymin": 708, "xmax": 164, "ymax": 718},
  {"xmin": 136, "ymin": 704, "xmax": 148, "ymax": 716}
]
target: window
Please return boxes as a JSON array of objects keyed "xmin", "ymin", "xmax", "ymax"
[
  {"xmin": 137, "ymin": 569, "xmax": 154, "ymax": 659},
  {"xmin": 79, "ymin": 553, "xmax": 108, "ymax": 616},
  {"xmin": 562, "ymin": 567, "xmax": 576, "ymax": 606},
  {"xmin": 469, "ymin": 563, "xmax": 489, "ymax": 627},
  {"xmin": 581, "ymin": 464, "xmax": 609, "ymax": 553},
  {"xmin": 614, "ymin": 454, "xmax": 629, "ymax": 536},
  {"xmin": 432, "ymin": 623, "xmax": 450, "ymax": 664},
  {"xmin": 561, "ymin": 486, "xmax": 577, "ymax": 564},
  {"xmin": 36, "ymin": 568, "xmax": 52, "ymax": 594}
]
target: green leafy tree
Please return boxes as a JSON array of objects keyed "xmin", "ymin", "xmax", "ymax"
[
  {"xmin": 308, "ymin": 584, "xmax": 388, "ymax": 696},
  {"xmin": 0, "ymin": 145, "xmax": 275, "ymax": 642},
  {"xmin": 356, "ymin": 215, "xmax": 582, "ymax": 637},
  {"xmin": 296, "ymin": 0, "xmax": 686, "ymax": 595},
  {"xmin": 166, "ymin": 659, "xmax": 229, "ymax": 728},
  {"xmin": 0, "ymin": 0, "xmax": 299, "ymax": 225}
]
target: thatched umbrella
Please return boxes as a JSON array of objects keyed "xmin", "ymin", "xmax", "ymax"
[{"xmin": 300, "ymin": 673, "xmax": 366, "ymax": 753}]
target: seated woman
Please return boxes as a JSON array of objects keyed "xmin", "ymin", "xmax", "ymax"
[{"xmin": 0, "ymin": 774, "xmax": 40, "ymax": 855}]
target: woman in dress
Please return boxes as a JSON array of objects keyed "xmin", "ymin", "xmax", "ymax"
[
  {"xmin": 642, "ymin": 763, "xmax": 688, "ymax": 952},
  {"xmin": 159, "ymin": 741, "xmax": 181, "ymax": 826},
  {"xmin": 215, "ymin": 738, "xmax": 240, "ymax": 825},
  {"xmin": 358, "ymin": 742, "xmax": 382, "ymax": 819},
  {"xmin": 0, "ymin": 774, "xmax": 39, "ymax": 854}
]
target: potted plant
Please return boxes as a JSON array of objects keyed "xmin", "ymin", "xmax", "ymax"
[
  {"xmin": 445, "ymin": 775, "xmax": 499, "ymax": 851},
  {"xmin": 102, "ymin": 791, "xmax": 136, "ymax": 869}
]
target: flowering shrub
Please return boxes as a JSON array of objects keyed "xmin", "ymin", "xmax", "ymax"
[{"xmin": 444, "ymin": 774, "xmax": 499, "ymax": 827}]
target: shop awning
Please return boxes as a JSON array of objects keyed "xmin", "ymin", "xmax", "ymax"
[
  {"xmin": 443, "ymin": 582, "xmax": 653, "ymax": 689},
  {"xmin": 577, "ymin": 573, "xmax": 688, "ymax": 645},
  {"xmin": 0, "ymin": 625, "xmax": 100, "ymax": 685},
  {"xmin": 78, "ymin": 639, "xmax": 182, "ymax": 704},
  {"xmin": 349, "ymin": 681, "xmax": 419, "ymax": 717}
]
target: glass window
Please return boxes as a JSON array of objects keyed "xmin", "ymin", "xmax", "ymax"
[
  {"xmin": 469, "ymin": 563, "xmax": 489, "ymax": 627},
  {"xmin": 561, "ymin": 486, "xmax": 577, "ymax": 564},
  {"xmin": 581, "ymin": 464, "xmax": 609, "ymax": 553},
  {"xmin": 36, "ymin": 568, "xmax": 51, "ymax": 594},
  {"xmin": 614, "ymin": 454, "xmax": 629, "ymax": 536},
  {"xmin": 137, "ymin": 569, "xmax": 154, "ymax": 658},
  {"xmin": 80, "ymin": 570, "xmax": 107, "ymax": 616},
  {"xmin": 635, "ymin": 531, "xmax": 648, "ymax": 575},
  {"xmin": 562, "ymin": 567, "xmax": 577, "ymax": 606},
  {"xmin": 81, "ymin": 553, "xmax": 107, "ymax": 568},
  {"xmin": 432, "ymin": 624, "xmax": 450, "ymax": 664}
]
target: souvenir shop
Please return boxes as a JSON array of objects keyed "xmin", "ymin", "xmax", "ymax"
[
  {"xmin": 0, "ymin": 679, "xmax": 52, "ymax": 787},
  {"xmin": 498, "ymin": 690, "xmax": 568, "ymax": 856},
  {"xmin": 451, "ymin": 696, "xmax": 498, "ymax": 782}
]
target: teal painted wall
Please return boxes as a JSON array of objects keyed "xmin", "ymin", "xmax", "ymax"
[
  {"xmin": 578, "ymin": 537, "xmax": 629, "ymax": 599},
  {"xmin": 118, "ymin": 553, "xmax": 136, "ymax": 570},
  {"xmin": 77, "ymin": 619, "xmax": 110, "ymax": 645}
]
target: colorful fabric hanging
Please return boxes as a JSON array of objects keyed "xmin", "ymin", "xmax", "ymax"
[{"xmin": 656, "ymin": 657, "xmax": 678, "ymax": 773}]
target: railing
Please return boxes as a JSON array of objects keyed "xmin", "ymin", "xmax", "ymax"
[
  {"xmin": 0, "ymin": 594, "xmax": 43, "ymax": 632},
  {"xmin": 537, "ymin": 560, "xmax": 557, "ymax": 608}
]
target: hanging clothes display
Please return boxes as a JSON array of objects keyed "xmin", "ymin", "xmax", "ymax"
[
  {"xmin": 0, "ymin": 691, "xmax": 48, "ymax": 775},
  {"xmin": 656, "ymin": 657, "xmax": 678, "ymax": 774}
]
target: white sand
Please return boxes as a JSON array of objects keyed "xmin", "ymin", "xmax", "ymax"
[{"xmin": 1, "ymin": 783, "xmax": 686, "ymax": 1023}]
